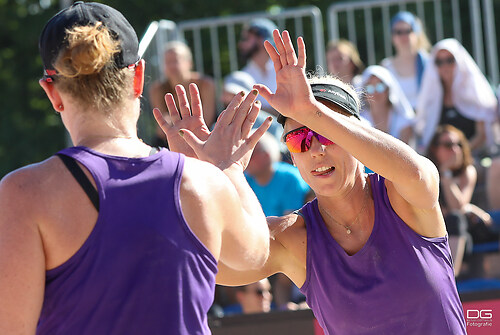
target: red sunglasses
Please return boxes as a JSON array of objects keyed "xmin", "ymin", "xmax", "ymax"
[{"xmin": 283, "ymin": 126, "xmax": 334, "ymax": 153}]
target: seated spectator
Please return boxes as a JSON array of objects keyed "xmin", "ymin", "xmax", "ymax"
[
  {"xmin": 487, "ymin": 157, "xmax": 500, "ymax": 211},
  {"xmin": 416, "ymin": 39, "xmax": 498, "ymax": 153},
  {"xmin": 245, "ymin": 132, "xmax": 310, "ymax": 217},
  {"xmin": 326, "ymin": 39, "xmax": 364, "ymax": 88},
  {"xmin": 222, "ymin": 71, "xmax": 282, "ymax": 140},
  {"xmin": 235, "ymin": 279, "xmax": 273, "ymax": 315},
  {"xmin": 238, "ymin": 18, "xmax": 278, "ymax": 115},
  {"xmin": 361, "ymin": 65, "xmax": 415, "ymax": 145},
  {"xmin": 427, "ymin": 125, "xmax": 496, "ymax": 276},
  {"xmin": 381, "ymin": 11, "xmax": 430, "ymax": 109},
  {"xmin": 149, "ymin": 41, "xmax": 216, "ymax": 145}
]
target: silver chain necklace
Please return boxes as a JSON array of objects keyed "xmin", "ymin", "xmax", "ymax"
[{"xmin": 318, "ymin": 184, "xmax": 370, "ymax": 235}]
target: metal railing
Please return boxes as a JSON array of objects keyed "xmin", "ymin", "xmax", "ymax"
[{"xmin": 327, "ymin": 0, "xmax": 498, "ymax": 86}]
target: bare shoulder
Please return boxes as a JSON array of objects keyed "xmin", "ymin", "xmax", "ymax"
[
  {"xmin": 0, "ymin": 156, "xmax": 68, "ymax": 233},
  {"xmin": 0, "ymin": 156, "xmax": 63, "ymax": 202},
  {"xmin": 181, "ymin": 157, "xmax": 231, "ymax": 193},
  {"xmin": 268, "ymin": 212, "xmax": 307, "ymax": 265}
]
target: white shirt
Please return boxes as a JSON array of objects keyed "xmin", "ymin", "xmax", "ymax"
[{"xmin": 242, "ymin": 59, "xmax": 277, "ymax": 111}]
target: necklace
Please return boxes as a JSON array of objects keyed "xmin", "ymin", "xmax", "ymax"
[{"xmin": 319, "ymin": 184, "xmax": 370, "ymax": 235}]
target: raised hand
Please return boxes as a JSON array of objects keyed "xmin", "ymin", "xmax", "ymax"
[
  {"xmin": 153, "ymin": 83, "xmax": 211, "ymax": 158},
  {"xmin": 178, "ymin": 89, "xmax": 272, "ymax": 171},
  {"xmin": 254, "ymin": 30, "xmax": 315, "ymax": 121}
]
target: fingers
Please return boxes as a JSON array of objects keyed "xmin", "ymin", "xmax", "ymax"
[
  {"xmin": 273, "ymin": 30, "xmax": 288, "ymax": 68},
  {"xmin": 253, "ymin": 84, "xmax": 273, "ymax": 103},
  {"xmin": 232, "ymin": 89, "xmax": 259, "ymax": 130},
  {"xmin": 297, "ymin": 36, "xmax": 306, "ymax": 68},
  {"xmin": 178, "ymin": 129, "xmax": 204, "ymax": 153},
  {"xmin": 165, "ymin": 93, "xmax": 181, "ymax": 123},
  {"xmin": 282, "ymin": 30, "xmax": 298, "ymax": 65},
  {"xmin": 246, "ymin": 116, "xmax": 273, "ymax": 150},
  {"xmin": 241, "ymin": 100, "xmax": 261, "ymax": 138},
  {"xmin": 264, "ymin": 40, "xmax": 282, "ymax": 73},
  {"xmin": 217, "ymin": 91, "xmax": 245, "ymax": 126},
  {"xmin": 153, "ymin": 108, "xmax": 170, "ymax": 134},
  {"xmin": 266, "ymin": 30, "xmax": 304, "ymax": 70},
  {"xmin": 175, "ymin": 85, "xmax": 192, "ymax": 119},
  {"xmin": 188, "ymin": 83, "xmax": 203, "ymax": 118}
]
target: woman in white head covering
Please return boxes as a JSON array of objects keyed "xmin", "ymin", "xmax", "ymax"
[
  {"xmin": 361, "ymin": 65, "xmax": 415, "ymax": 145},
  {"xmin": 416, "ymin": 38, "xmax": 498, "ymax": 153}
]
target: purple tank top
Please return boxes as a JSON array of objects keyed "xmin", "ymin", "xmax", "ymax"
[
  {"xmin": 37, "ymin": 147, "xmax": 217, "ymax": 335},
  {"xmin": 299, "ymin": 173, "xmax": 466, "ymax": 335}
]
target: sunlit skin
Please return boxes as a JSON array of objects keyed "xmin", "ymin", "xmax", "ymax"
[{"xmin": 284, "ymin": 115, "xmax": 363, "ymax": 200}]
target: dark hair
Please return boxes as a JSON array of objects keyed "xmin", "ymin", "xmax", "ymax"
[{"xmin": 426, "ymin": 124, "xmax": 473, "ymax": 176}]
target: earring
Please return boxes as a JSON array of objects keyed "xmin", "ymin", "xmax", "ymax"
[{"xmin": 58, "ymin": 104, "xmax": 64, "ymax": 111}]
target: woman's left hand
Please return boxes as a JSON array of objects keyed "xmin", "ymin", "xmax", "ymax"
[
  {"xmin": 176, "ymin": 89, "xmax": 272, "ymax": 171},
  {"xmin": 254, "ymin": 30, "xmax": 316, "ymax": 122}
]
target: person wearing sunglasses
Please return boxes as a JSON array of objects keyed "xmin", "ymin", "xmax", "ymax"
[
  {"xmin": 235, "ymin": 278, "xmax": 273, "ymax": 315},
  {"xmin": 416, "ymin": 38, "xmax": 498, "ymax": 154},
  {"xmin": 360, "ymin": 65, "xmax": 415, "ymax": 145},
  {"xmin": 159, "ymin": 29, "xmax": 466, "ymax": 334},
  {"xmin": 380, "ymin": 11, "xmax": 431, "ymax": 109},
  {"xmin": 426, "ymin": 125, "xmax": 496, "ymax": 277},
  {"xmin": 0, "ymin": 3, "xmax": 272, "ymax": 334}
]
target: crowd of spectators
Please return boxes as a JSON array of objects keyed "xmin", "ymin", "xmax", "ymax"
[{"xmin": 148, "ymin": 11, "xmax": 500, "ymax": 317}]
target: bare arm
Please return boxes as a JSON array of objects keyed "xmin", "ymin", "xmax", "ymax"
[
  {"xmin": 181, "ymin": 158, "xmax": 270, "ymax": 270},
  {"xmin": 216, "ymin": 215, "xmax": 306, "ymax": 287},
  {"xmin": 0, "ymin": 171, "xmax": 46, "ymax": 334},
  {"xmin": 255, "ymin": 30, "xmax": 443, "ymax": 236},
  {"xmin": 469, "ymin": 121, "xmax": 486, "ymax": 151},
  {"xmin": 441, "ymin": 165, "xmax": 477, "ymax": 211}
]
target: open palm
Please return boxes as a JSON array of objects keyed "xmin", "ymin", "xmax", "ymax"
[{"xmin": 153, "ymin": 84, "xmax": 210, "ymax": 158}]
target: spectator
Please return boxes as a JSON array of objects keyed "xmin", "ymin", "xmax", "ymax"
[
  {"xmin": 246, "ymin": 131, "xmax": 310, "ymax": 217},
  {"xmin": 416, "ymin": 38, "xmax": 498, "ymax": 153},
  {"xmin": 487, "ymin": 157, "xmax": 500, "ymax": 211},
  {"xmin": 222, "ymin": 71, "xmax": 282, "ymax": 140},
  {"xmin": 427, "ymin": 125, "xmax": 498, "ymax": 277},
  {"xmin": 235, "ymin": 279, "xmax": 273, "ymax": 314},
  {"xmin": 361, "ymin": 65, "xmax": 415, "ymax": 145},
  {"xmin": 149, "ymin": 41, "xmax": 216, "ymax": 144},
  {"xmin": 326, "ymin": 39, "xmax": 364, "ymax": 88},
  {"xmin": 239, "ymin": 18, "xmax": 278, "ymax": 114},
  {"xmin": 165, "ymin": 30, "xmax": 467, "ymax": 334},
  {"xmin": 0, "ymin": 3, "xmax": 270, "ymax": 334},
  {"xmin": 381, "ymin": 11, "xmax": 430, "ymax": 109}
]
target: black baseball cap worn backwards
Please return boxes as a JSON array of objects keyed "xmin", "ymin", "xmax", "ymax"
[
  {"xmin": 277, "ymin": 83, "xmax": 360, "ymax": 126},
  {"xmin": 39, "ymin": 1, "xmax": 140, "ymax": 79}
]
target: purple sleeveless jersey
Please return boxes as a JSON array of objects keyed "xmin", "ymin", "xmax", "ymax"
[
  {"xmin": 37, "ymin": 147, "xmax": 217, "ymax": 335},
  {"xmin": 299, "ymin": 173, "xmax": 466, "ymax": 335}
]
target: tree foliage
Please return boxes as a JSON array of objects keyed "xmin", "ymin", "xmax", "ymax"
[{"xmin": 1, "ymin": 0, "xmax": 496, "ymax": 177}]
